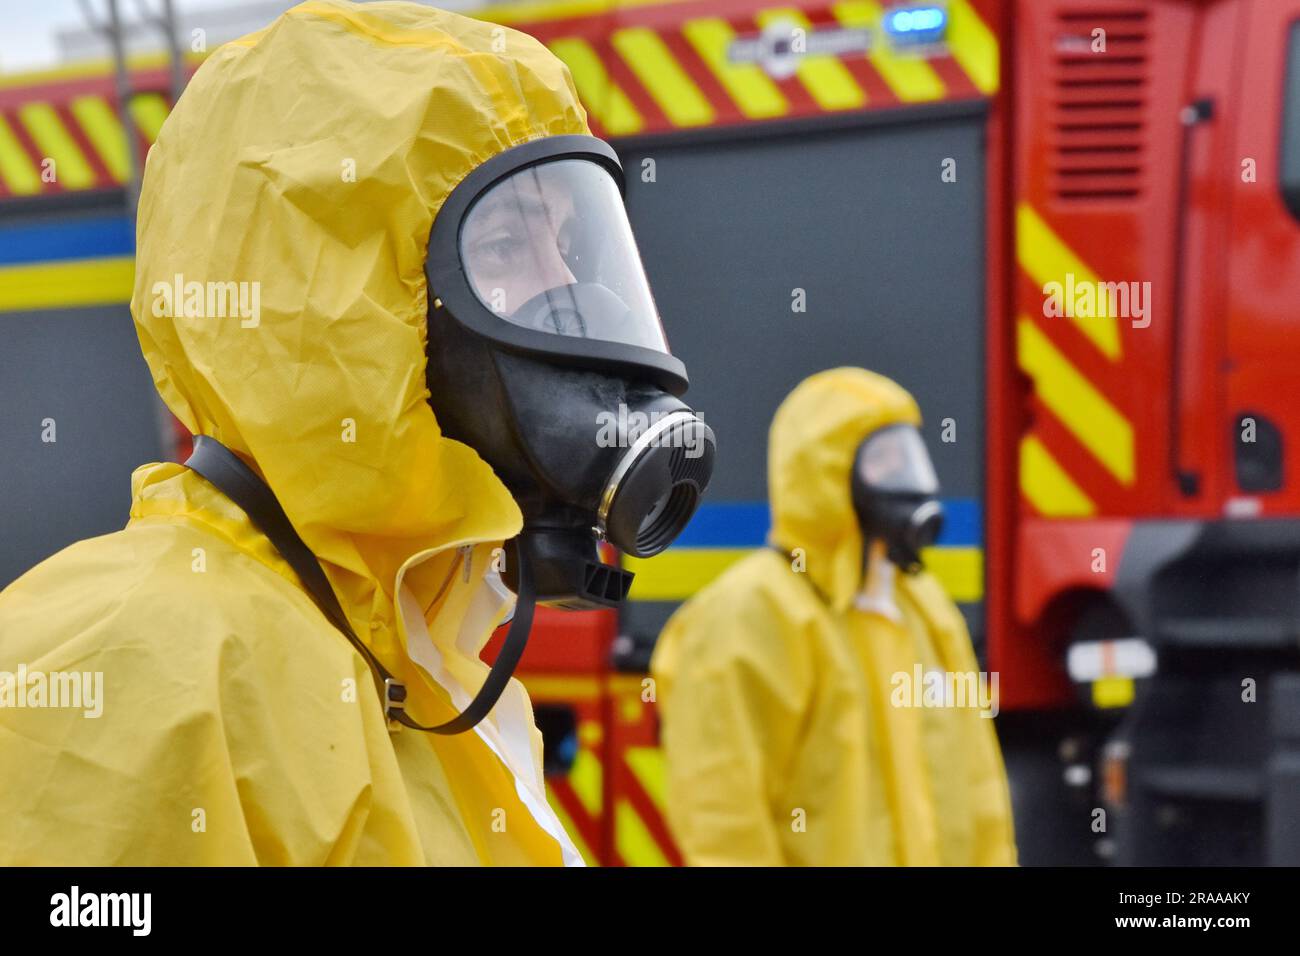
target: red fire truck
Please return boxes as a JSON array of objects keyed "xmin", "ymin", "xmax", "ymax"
[{"xmin": 3, "ymin": 0, "xmax": 1298, "ymax": 865}]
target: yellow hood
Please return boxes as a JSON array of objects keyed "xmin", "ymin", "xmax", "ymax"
[
  {"xmin": 767, "ymin": 368, "xmax": 921, "ymax": 611},
  {"xmin": 130, "ymin": 1, "xmax": 589, "ymax": 640}
]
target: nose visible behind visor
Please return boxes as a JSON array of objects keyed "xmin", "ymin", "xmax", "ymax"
[{"xmin": 510, "ymin": 282, "xmax": 635, "ymax": 341}]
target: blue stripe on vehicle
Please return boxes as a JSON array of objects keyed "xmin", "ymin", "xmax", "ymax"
[
  {"xmin": 672, "ymin": 498, "xmax": 981, "ymax": 549},
  {"xmin": 0, "ymin": 215, "xmax": 134, "ymax": 266}
]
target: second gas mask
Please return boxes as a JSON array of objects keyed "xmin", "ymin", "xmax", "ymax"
[
  {"xmin": 850, "ymin": 423, "xmax": 944, "ymax": 574},
  {"xmin": 424, "ymin": 135, "xmax": 715, "ymax": 610}
]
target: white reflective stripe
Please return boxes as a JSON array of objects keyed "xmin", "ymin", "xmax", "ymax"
[
  {"xmin": 1067, "ymin": 638, "xmax": 1156, "ymax": 682},
  {"xmin": 399, "ymin": 583, "xmax": 585, "ymax": 867}
]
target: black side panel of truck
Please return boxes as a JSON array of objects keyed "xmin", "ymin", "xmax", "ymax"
[
  {"xmin": 617, "ymin": 105, "xmax": 988, "ymax": 653},
  {"xmin": 1, "ymin": 201, "xmax": 165, "ymax": 590}
]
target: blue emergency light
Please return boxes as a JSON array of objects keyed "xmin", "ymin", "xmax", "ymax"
[{"xmin": 883, "ymin": 5, "xmax": 949, "ymax": 46}]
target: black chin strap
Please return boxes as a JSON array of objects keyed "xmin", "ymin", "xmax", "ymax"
[{"xmin": 184, "ymin": 435, "xmax": 534, "ymax": 735}]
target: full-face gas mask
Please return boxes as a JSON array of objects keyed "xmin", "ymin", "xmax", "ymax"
[
  {"xmin": 850, "ymin": 423, "xmax": 944, "ymax": 574},
  {"xmin": 425, "ymin": 135, "xmax": 716, "ymax": 610}
]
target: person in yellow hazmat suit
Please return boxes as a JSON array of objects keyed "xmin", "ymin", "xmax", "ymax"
[
  {"xmin": 0, "ymin": 0, "xmax": 714, "ymax": 865},
  {"xmin": 651, "ymin": 368, "xmax": 1014, "ymax": 866}
]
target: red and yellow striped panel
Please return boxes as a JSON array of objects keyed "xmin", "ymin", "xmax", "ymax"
[
  {"xmin": 503, "ymin": 0, "xmax": 1000, "ymax": 137},
  {"xmin": 606, "ymin": 674, "xmax": 683, "ymax": 866},
  {"xmin": 544, "ymin": 717, "xmax": 606, "ymax": 866},
  {"xmin": 0, "ymin": 83, "xmax": 172, "ymax": 200},
  {"xmin": 522, "ymin": 671, "xmax": 684, "ymax": 866},
  {"xmin": 0, "ymin": 1, "xmax": 998, "ymax": 198},
  {"xmin": 1015, "ymin": 202, "xmax": 1136, "ymax": 517}
]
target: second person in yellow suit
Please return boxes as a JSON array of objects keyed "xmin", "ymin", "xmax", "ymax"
[{"xmin": 652, "ymin": 368, "xmax": 1017, "ymax": 866}]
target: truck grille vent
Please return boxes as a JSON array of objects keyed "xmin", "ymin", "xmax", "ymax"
[{"xmin": 1050, "ymin": 8, "xmax": 1149, "ymax": 200}]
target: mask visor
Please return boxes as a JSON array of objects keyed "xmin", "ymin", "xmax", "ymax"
[
  {"xmin": 460, "ymin": 158, "xmax": 668, "ymax": 353},
  {"xmin": 854, "ymin": 424, "xmax": 940, "ymax": 496}
]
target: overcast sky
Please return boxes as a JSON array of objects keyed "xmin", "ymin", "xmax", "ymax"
[{"xmin": 0, "ymin": 1, "xmax": 300, "ymax": 75}]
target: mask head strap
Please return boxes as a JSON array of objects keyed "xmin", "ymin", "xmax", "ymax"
[{"xmin": 184, "ymin": 435, "xmax": 533, "ymax": 735}]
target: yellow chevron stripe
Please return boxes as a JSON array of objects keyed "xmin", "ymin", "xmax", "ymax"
[
  {"xmin": 1018, "ymin": 317, "xmax": 1134, "ymax": 485},
  {"xmin": 756, "ymin": 8, "xmax": 865, "ymax": 110},
  {"xmin": 0, "ymin": 257, "xmax": 134, "ymax": 312},
  {"xmin": 832, "ymin": 0, "xmax": 946, "ymax": 102},
  {"xmin": 70, "ymin": 95, "xmax": 130, "ymax": 182},
  {"xmin": 682, "ymin": 17, "xmax": 788, "ymax": 119},
  {"xmin": 626, "ymin": 546, "xmax": 984, "ymax": 602},
  {"xmin": 947, "ymin": 0, "xmax": 999, "ymax": 94},
  {"xmin": 616, "ymin": 800, "xmax": 670, "ymax": 867},
  {"xmin": 1016, "ymin": 203, "xmax": 1122, "ymax": 361},
  {"xmin": 128, "ymin": 93, "xmax": 170, "ymax": 143},
  {"xmin": 545, "ymin": 784, "xmax": 599, "ymax": 865},
  {"xmin": 625, "ymin": 746, "xmax": 668, "ymax": 810},
  {"xmin": 611, "ymin": 27, "xmax": 714, "ymax": 127},
  {"xmin": 18, "ymin": 102, "xmax": 95, "ymax": 190},
  {"xmin": 0, "ymin": 114, "xmax": 42, "ymax": 195},
  {"xmin": 548, "ymin": 37, "xmax": 644, "ymax": 136},
  {"xmin": 568, "ymin": 746, "xmax": 603, "ymax": 818},
  {"xmin": 1020, "ymin": 435, "xmax": 1097, "ymax": 516}
]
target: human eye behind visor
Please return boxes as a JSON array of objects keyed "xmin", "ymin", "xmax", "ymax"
[{"xmin": 459, "ymin": 158, "xmax": 669, "ymax": 353}]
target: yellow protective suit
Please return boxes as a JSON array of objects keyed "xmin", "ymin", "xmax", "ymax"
[
  {"xmin": 651, "ymin": 368, "xmax": 1017, "ymax": 866},
  {"xmin": 0, "ymin": 0, "xmax": 591, "ymax": 865}
]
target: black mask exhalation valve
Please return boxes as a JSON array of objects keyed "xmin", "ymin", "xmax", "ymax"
[
  {"xmin": 495, "ymin": 400, "xmax": 714, "ymax": 609},
  {"xmin": 507, "ymin": 528, "xmax": 634, "ymax": 609},
  {"xmin": 857, "ymin": 492, "xmax": 944, "ymax": 573},
  {"xmin": 428, "ymin": 333, "xmax": 715, "ymax": 609}
]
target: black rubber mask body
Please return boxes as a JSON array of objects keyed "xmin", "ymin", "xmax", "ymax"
[
  {"xmin": 426, "ymin": 303, "xmax": 714, "ymax": 609},
  {"xmin": 856, "ymin": 491, "xmax": 944, "ymax": 574},
  {"xmin": 850, "ymin": 424, "xmax": 944, "ymax": 575}
]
